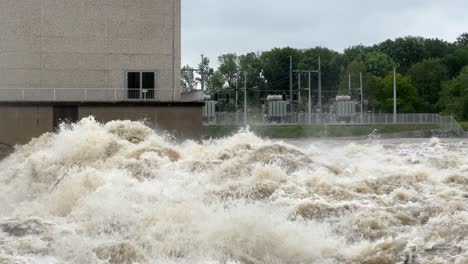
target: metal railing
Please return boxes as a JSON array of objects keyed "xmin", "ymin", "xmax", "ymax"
[
  {"xmin": 204, "ymin": 112, "xmax": 467, "ymax": 137},
  {"xmin": 0, "ymin": 88, "xmax": 179, "ymax": 102}
]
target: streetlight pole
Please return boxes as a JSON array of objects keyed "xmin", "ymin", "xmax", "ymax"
[
  {"xmin": 244, "ymin": 72, "xmax": 247, "ymax": 125},
  {"xmin": 308, "ymin": 72, "xmax": 312, "ymax": 124},
  {"xmin": 298, "ymin": 73, "xmax": 301, "ymax": 104},
  {"xmin": 235, "ymin": 72, "xmax": 239, "ymax": 124},
  {"xmin": 318, "ymin": 56, "xmax": 322, "ymax": 112},
  {"xmin": 360, "ymin": 72, "xmax": 363, "ymax": 123},
  {"xmin": 289, "ymin": 56, "xmax": 293, "ymax": 102},
  {"xmin": 393, "ymin": 67, "xmax": 397, "ymax": 124},
  {"xmin": 200, "ymin": 54, "xmax": 205, "ymax": 91},
  {"xmin": 348, "ymin": 73, "xmax": 351, "ymax": 96}
]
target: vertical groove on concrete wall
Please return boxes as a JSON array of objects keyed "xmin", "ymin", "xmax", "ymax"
[
  {"xmin": 104, "ymin": 4, "xmax": 110, "ymax": 89},
  {"xmin": 172, "ymin": 0, "xmax": 176, "ymax": 101},
  {"xmin": 40, "ymin": 0, "xmax": 44, "ymax": 89}
]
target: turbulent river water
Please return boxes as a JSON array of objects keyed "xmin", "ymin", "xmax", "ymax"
[{"xmin": 0, "ymin": 118, "xmax": 466, "ymax": 264}]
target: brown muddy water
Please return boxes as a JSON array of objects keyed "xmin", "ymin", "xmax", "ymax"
[{"xmin": 0, "ymin": 117, "xmax": 466, "ymax": 263}]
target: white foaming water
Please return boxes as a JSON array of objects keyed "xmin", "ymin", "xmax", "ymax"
[{"xmin": 0, "ymin": 117, "xmax": 467, "ymax": 264}]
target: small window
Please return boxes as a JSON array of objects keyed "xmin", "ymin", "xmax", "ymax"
[{"xmin": 127, "ymin": 71, "xmax": 156, "ymax": 99}]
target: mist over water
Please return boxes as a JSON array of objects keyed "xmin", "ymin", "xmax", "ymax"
[{"xmin": 0, "ymin": 117, "xmax": 466, "ymax": 264}]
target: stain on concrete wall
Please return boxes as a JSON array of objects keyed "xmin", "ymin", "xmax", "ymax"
[
  {"xmin": 0, "ymin": 143, "xmax": 12, "ymax": 160},
  {"xmin": 0, "ymin": 106, "xmax": 54, "ymax": 146}
]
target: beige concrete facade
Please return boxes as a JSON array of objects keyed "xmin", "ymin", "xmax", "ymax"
[
  {"xmin": 0, "ymin": 103, "xmax": 203, "ymax": 146},
  {"xmin": 0, "ymin": 0, "xmax": 181, "ymax": 101}
]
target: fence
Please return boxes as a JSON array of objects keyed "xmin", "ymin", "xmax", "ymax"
[
  {"xmin": 204, "ymin": 112, "xmax": 467, "ymax": 137},
  {"xmin": 0, "ymin": 88, "xmax": 179, "ymax": 102}
]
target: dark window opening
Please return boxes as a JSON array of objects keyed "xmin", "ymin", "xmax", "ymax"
[
  {"xmin": 142, "ymin": 72, "xmax": 155, "ymax": 99},
  {"xmin": 127, "ymin": 72, "xmax": 156, "ymax": 100},
  {"xmin": 127, "ymin": 72, "xmax": 141, "ymax": 99}
]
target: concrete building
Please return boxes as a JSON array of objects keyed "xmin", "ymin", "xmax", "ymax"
[
  {"xmin": 0, "ymin": 0, "xmax": 180, "ymax": 99},
  {"xmin": 0, "ymin": 0, "xmax": 204, "ymax": 147}
]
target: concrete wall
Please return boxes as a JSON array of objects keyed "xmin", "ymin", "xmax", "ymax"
[
  {"xmin": 0, "ymin": 0, "xmax": 181, "ymax": 100},
  {"xmin": 0, "ymin": 103, "xmax": 202, "ymax": 146},
  {"xmin": 79, "ymin": 106, "xmax": 202, "ymax": 139},
  {"xmin": 0, "ymin": 105, "xmax": 53, "ymax": 146}
]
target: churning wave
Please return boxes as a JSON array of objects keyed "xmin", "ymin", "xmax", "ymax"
[{"xmin": 0, "ymin": 117, "xmax": 466, "ymax": 264}]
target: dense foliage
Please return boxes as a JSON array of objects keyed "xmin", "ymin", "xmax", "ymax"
[{"xmin": 182, "ymin": 33, "xmax": 468, "ymax": 119}]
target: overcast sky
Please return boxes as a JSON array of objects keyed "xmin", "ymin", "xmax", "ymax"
[{"xmin": 181, "ymin": 0, "xmax": 468, "ymax": 67}]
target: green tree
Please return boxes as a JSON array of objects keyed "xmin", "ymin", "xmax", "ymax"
[
  {"xmin": 438, "ymin": 66, "xmax": 468, "ymax": 119},
  {"xmin": 218, "ymin": 53, "xmax": 239, "ymax": 90},
  {"xmin": 456, "ymin": 33, "xmax": 468, "ymax": 46},
  {"xmin": 260, "ymin": 47, "xmax": 302, "ymax": 94},
  {"xmin": 239, "ymin": 52, "xmax": 265, "ymax": 89},
  {"xmin": 376, "ymin": 37, "xmax": 453, "ymax": 73},
  {"xmin": 206, "ymin": 70, "xmax": 225, "ymax": 94},
  {"xmin": 423, "ymin": 38, "xmax": 455, "ymax": 58},
  {"xmin": 380, "ymin": 73, "xmax": 419, "ymax": 113},
  {"xmin": 408, "ymin": 58, "xmax": 449, "ymax": 111},
  {"xmin": 299, "ymin": 47, "xmax": 345, "ymax": 103},
  {"xmin": 338, "ymin": 59, "xmax": 366, "ymax": 95},
  {"xmin": 343, "ymin": 45, "xmax": 372, "ymax": 65},
  {"xmin": 365, "ymin": 51, "xmax": 396, "ymax": 77},
  {"xmin": 376, "ymin": 37, "xmax": 425, "ymax": 73},
  {"xmin": 338, "ymin": 51, "xmax": 393, "ymax": 97},
  {"xmin": 239, "ymin": 52, "xmax": 266, "ymax": 105},
  {"xmin": 366, "ymin": 74, "xmax": 385, "ymax": 112},
  {"xmin": 197, "ymin": 55, "xmax": 214, "ymax": 90},
  {"xmin": 441, "ymin": 47, "xmax": 468, "ymax": 78}
]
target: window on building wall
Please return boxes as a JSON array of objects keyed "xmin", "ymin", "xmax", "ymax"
[{"xmin": 127, "ymin": 71, "xmax": 156, "ymax": 99}]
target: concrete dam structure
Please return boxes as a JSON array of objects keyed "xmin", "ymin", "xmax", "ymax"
[{"xmin": 0, "ymin": 0, "xmax": 203, "ymax": 147}]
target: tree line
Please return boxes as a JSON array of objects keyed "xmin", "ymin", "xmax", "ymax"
[{"xmin": 182, "ymin": 33, "xmax": 468, "ymax": 119}]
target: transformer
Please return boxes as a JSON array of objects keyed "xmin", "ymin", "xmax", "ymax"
[
  {"xmin": 203, "ymin": 100, "xmax": 217, "ymax": 122},
  {"xmin": 266, "ymin": 95, "xmax": 289, "ymax": 123},
  {"xmin": 335, "ymin": 96, "xmax": 356, "ymax": 122}
]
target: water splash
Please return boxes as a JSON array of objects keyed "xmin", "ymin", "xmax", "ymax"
[
  {"xmin": 0, "ymin": 117, "xmax": 466, "ymax": 264},
  {"xmin": 368, "ymin": 129, "xmax": 381, "ymax": 142}
]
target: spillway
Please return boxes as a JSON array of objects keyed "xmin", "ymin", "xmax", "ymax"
[{"xmin": 0, "ymin": 117, "xmax": 466, "ymax": 263}]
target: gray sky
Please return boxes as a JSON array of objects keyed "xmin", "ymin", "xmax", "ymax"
[{"xmin": 182, "ymin": 0, "xmax": 468, "ymax": 66}]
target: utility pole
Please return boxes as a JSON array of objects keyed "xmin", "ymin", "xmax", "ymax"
[
  {"xmin": 200, "ymin": 54, "xmax": 205, "ymax": 91},
  {"xmin": 318, "ymin": 56, "xmax": 322, "ymax": 112},
  {"xmin": 235, "ymin": 72, "xmax": 239, "ymax": 124},
  {"xmin": 289, "ymin": 56, "xmax": 293, "ymax": 102},
  {"xmin": 360, "ymin": 72, "xmax": 363, "ymax": 123},
  {"xmin": 348, "ymin": 73, "xmax": 352, "ymax": 96},
  {"xmin": 308, "ymin": 72, "xmax": 312, "ymax": 124},
  {"xmin": 393, "ymin": 67, "xmax": 397, "ymax": 124},
  {"xmin": 298, "ymin": 73, "xmax": 301, "ymax": 103},
  {"xmin": 294, "ymin": 69, "xmax": 320, "ymax": 123},
  {"xmin": 244, "ymin": 72, "xmax": 247, "ymax": 125}
]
